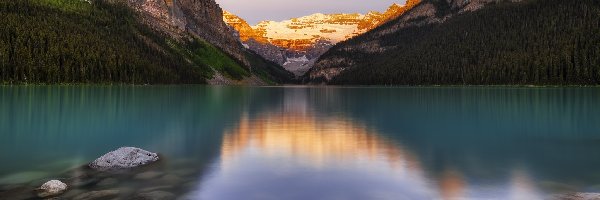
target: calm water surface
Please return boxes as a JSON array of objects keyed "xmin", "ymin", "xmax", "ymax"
[{"xmin": 1, "ymin": 86, "xmax": 600, "ymax": 200}]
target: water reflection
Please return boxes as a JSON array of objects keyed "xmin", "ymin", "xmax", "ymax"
[
  {"xmin": 195, "ymin": 112, "xmax": 437, "ymax": 200},
  {"xmin": 190, "ymin": 87, "xmax": 554, "ymax": 200}
]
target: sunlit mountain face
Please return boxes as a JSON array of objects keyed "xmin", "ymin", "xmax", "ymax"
[
  {"xmin": 223, "ymin": 1, "xmax": 419, "ymax": 50},
  {"xmin": 221, "ymin": 1, "xmax": 420, "ymax": 75}
]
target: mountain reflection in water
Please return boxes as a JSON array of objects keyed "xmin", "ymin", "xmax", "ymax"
[{"xmin": 188, "ymin": 88, "xmax": 546, "ymax": 200}]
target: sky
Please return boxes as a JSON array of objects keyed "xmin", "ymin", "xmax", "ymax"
[{"xmin": 216, "ymin": 0, "xmax": 407, "ymax": 25}]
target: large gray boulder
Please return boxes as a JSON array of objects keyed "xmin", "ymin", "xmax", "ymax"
[{"xmin": 89, "ymin": 147, "xmax": 159, "ymax": 171}]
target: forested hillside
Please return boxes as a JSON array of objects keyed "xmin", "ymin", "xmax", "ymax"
[
  {"xmin": 308, "ymin": 0, "xmax": 600, "ymax": 85},
  {"xmin": 0, "ymin": 0, "xmax": 293, "ymax": 84}
]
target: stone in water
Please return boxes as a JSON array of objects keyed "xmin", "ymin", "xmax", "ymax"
[
  {"xmin": 89, "ymin": 147, "xmax": 159, "ymax": 171},
  {"xmin": 38, "ymin": 180, "xmax": 68, "ymax": 197}
]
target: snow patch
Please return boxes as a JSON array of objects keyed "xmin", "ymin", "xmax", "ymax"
[{"xmin": 283, "ymin": 55, "xmax": 309, "ymax": 65}]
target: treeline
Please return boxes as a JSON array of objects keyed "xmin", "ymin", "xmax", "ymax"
[
  {"xmin": 0, "ymin": 0, "xmax": 294, "ymax": 84},
  {"xmin": 0, "ymin": 0, "xmax": 214, "ymax": 84},
  {"xmin": 326, "ymin": 0, "xmax": 600, "ymax": 85}
]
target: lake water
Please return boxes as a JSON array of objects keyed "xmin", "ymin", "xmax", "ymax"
[{"xmin": 1, "ymin": 86, "xmax": 600, "ymax": 200}]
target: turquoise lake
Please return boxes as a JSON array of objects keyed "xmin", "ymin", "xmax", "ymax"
[{"xmin": 1, "ymin": 86, "xmax": 600, "ymax": 199}]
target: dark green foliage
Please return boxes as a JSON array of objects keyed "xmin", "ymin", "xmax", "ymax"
[
  {"xmin": 327, "ymin": 0, "xmax": 600, "ymax": 85},
  {"xmin": 166, "ymin": 37, "xmax": 248, "ymax": 81},
  {"xmin": 0, "ymin": 0, "xmax": 292, "ymax": 84},
  {"xmin": 0, "ymin": 0, "xmax": 212, "ymax": 84}
]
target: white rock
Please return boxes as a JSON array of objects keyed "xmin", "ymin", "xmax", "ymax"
[
  {"xmin": 89, "ymin": 147, "xmax": 159, "ymax": 171},
  {"xmin": 38, "ymin": 180, "xmax": 68, "ymax": 197}
]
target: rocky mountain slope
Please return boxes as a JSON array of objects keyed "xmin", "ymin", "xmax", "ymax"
[
  {"xmin": 223, "ymin": 1, "xmax": 420, "ymax": 76},
  {"xmin": 305, "ymin": 0, "xmax": 600, "ymax": 85},
  {"xmin": 0, "ymin": 0, "xmax": 293, "ymax": 84},
  {"xmin": 306, "ymin": 0, "xmax": 514, "ymax": 82},
  {"xmin": 124, "ymin": 0, "xmax": 244, "ymax": 64}
]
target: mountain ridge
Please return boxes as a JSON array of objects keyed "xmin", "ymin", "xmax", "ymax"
[
  {"xmin": 0, "ymin": 0, "xmax": 293, "ymax": 84},
  {"xmin": 305, "ymin": 0, "xmax": 600, "ymax": 85},
  {"xmin": 222, "ymin": 1, "xmax": 421, "ymax": 76},
  {"xmin": 306, "ymin": 0, "xmax": 522, "ymax": 82}
]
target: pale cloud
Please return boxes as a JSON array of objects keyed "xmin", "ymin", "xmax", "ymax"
[{"xmin": 216, "ymin": 0, "xmax": 406, "ymax": 25}]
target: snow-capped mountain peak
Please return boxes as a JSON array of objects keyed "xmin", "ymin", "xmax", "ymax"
[{"xmin": 223, "ymin": 1, "xmax": 421, "ymax": 75}]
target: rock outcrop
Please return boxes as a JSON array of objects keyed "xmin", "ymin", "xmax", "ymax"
[
  {"xmin": 108, "ymin": 0, "xmax": 250, "ymax": 67},
  {"xmin": 37, "ymin": 180, "xmax": 68, "ymax": 198},
  {"xmin": 222, "ymin": 11, "xmax": 267, "ymax": 44},
  {"xmin": 89, "ymin": 147, "xmax": 159, "ymax": 171}
]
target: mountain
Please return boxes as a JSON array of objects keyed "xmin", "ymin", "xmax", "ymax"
[
  {"xmin": 223, "ymin": 1, "xmax": 421, "ymax": 76},
  {"xmin": 222, "ymin": 11, "xmax": 268, "ymax": 44},
  {"xmin": 306, "ymin": 0, "xmax": 600, "ymax": 85},
  {"xmin": 0, "ymin": 0, "xmax": 293, "ymax": 84}
]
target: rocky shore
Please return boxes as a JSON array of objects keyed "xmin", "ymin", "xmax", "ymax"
[
  {"xmin": 3, "ymin": 147, "xmax": 599, "ymax": 200},
  {"xmin": 0, "ymin": 147, "xmax": 200, "ymax": 200}
]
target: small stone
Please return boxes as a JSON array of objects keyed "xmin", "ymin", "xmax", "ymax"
[
  {"xmin": 37, "ymin": 180, "xmax": 68, "ymax": 198},
  {"xmin": 89, "ymin": 147, "xmax": 159, "ymax": 171},
  {"xmin": 134, "ymin": 191, "xmax": 176, "ymax": 200},
  {"xmin": 134, "ymin": 171, "xmax": 164, "ymax": 180},
  {"xmin": 73, "ymin": 190, "xmax": 120, "ymax": 200}
]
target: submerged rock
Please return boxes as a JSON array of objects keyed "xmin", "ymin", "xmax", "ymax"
[
  {"xmin": 89, "ymin": 147, "xmax": 159, "ymax": 171},
  {"xmin": 157, "ymin": 174, "xmax": 183, "ymax": 185},
  {"xmin": 552, "ymin": 193, "xmax": 600, "ymax": 200},
  {"xmin": 96, "ymin": 178, "xmax": 118, "ymax": 187},
  {"xmin": 73, "ymin": 189, "xmax": 120, "ymax": 200},
  {"xmin": 139, "ymin": 185, "xmax": 173, "ymax": 193},
  {"xmin": 0, "ymin": 185, "xmax": 36, "ymax": 200},
  {"xmin": 62, "ymin": 189, "xmax": 86, "ymax": 199},
  {"xmin": 134, "ymin": 171, "xmax": 164, "ymax": 180},
  {"xmin": 37, "ymin": 180, "xmax": 68, "ymax": 198},
  {"xmin": 133, "ymin": 190, "xmax": 175, "ymax": 200},
  {"xmin": 0, "ymin": 183, "xmax": 24, "ymax": 191}
]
